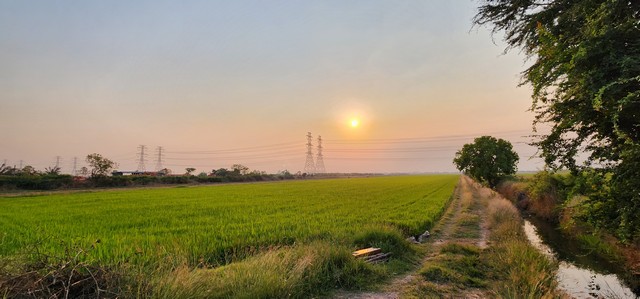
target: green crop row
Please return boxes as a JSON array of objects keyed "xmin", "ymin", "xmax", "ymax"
[{"xmin": 0, "ymin": 175, "xmax": 457, "ymax": 267}]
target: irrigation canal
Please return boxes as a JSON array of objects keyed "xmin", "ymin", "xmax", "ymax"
[{"xmin": 523, "ymin": 215, "xmax": 639, "ymax": 298}]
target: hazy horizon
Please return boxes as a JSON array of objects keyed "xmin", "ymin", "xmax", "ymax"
[{"xmin": 1, "ymin": 0, "xmax": 545, "ymax": 174}]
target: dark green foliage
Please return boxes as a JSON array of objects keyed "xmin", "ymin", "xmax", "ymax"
[
  {"xmin": 88, "ymin": 175, "xmax": 131, "ymax": 188},
  {"xmin": 569, "ymin": 159, "xmax": 640, "ymax": 240},
  {"xmin": 453, "ymin": 136, "xmax": 519, "ymax": 187},
  {"xmin": 193, "ymin": 176, "xmax": 225, "ymax": 183},
  {"xmin": 0, "ymin": 164, "xmax": 288, "ymax": 190},
  {"xmin": 0, "ymin": 175, "xmax": 74, "ymax": 190},
  {"xmin": 475, "ymin": 0, "xmax": 640, "ymax": 240},
  {"xmin": 159, "ymin": 176, "xmax": 192, "ymax": 184},
  {"xmin": 609, "ymin": 147, "xmax": 640, "ymax": 240}
]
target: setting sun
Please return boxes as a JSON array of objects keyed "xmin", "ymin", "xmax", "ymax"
[{"xmin": 351, "ymin": 119, "xmax": 360, "ymax": 127}]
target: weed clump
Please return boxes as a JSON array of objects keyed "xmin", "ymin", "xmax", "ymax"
[
  {"xmin": 483, "ymin": 196, "xmax": 564, "ymax": 298},
  {"xmin": 352, "ymin": 225, "xmax": 415, "ymax": 260},
  {"xmin": 0, "ymin": 241, "xmax": 121, "ymax": 298},
  {"xmin": 152, "ymin": 241, "xmax": 379, "ymax": 298}
]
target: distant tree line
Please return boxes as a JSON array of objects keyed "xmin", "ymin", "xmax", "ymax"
[{"xmin": 0, "ymin": 154, "xmax": 296, "ymax": 191}]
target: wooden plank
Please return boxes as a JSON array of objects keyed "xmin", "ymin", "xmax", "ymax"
[
  {"xmin": 365, "ymin": 252, "xmax": 392, "ymax": 264},
  {"xmin": 352, "ymin": 247, "xmax": 381, "ymax": 258}
]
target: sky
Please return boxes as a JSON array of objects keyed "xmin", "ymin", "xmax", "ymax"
[{"xmin": 0, "ymin": 0, "xmax": 545, "ymax": 174}]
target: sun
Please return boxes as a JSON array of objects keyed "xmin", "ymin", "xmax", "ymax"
[{"xmin": 350, "ymin": 119, "xmax": 360, "ymax": 128}]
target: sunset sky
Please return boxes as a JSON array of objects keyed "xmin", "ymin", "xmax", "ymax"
[{"xmin": 1, "ymin": 0, "xmax": 544, "ymax": 174}]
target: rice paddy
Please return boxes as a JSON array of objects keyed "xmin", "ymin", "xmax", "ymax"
[{"xmin": 0, "ymin": 175, "xmax": 458, "ymax": 267}]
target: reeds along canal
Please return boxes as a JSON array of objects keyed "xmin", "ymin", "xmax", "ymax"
[{"xmin": 522, "ymin": 215, "xmax": 639, "ymax": 298}]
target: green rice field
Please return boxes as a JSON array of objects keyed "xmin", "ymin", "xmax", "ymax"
[{"xmin": 0, "ymin": 175, "xmax": 458, "ymax": 267}]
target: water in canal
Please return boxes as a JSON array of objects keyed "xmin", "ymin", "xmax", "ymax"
[{"xmin": 523, "ymin": 216, "xmax": 639, "ymax": 298}]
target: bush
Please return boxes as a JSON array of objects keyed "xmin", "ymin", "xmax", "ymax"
[
  {"xmin": 525, "ymin": 171, "xmax": 570, "ymax": 221},
  {"xmin": 0, "ymin": 241, "xmax": 122, "ymax": 298},
  {"xmin": 194, "ymin": 176, "xmax": 225, "ymax": 184},
  {"xmin": 88, "ymin": 176, "xmax": 131, "ymax": 188},
  {"xmin": 153, "ymin": 242, "xmax": 378, "ymax": 298},
  {"xmin": 0, "ymin": 175, "xmax": 74, "ymax": 190},
  {"xmin": 130, "ymin": 175, "xmax": 159, "ymax": 185},
  {"xmin": 352, "ymin": 226, "xmax": 414, "ymax": 260},
  {"xmin": 159, "ymin": 176, "xmax": 192, "ymax": 185}
]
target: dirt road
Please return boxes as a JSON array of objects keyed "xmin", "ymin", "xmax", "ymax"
[{"xmin": 335, "ymin": 175, "xmax": 492, "ymax": 299}]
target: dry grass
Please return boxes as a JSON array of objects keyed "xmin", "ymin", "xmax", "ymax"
[
  {"xmin": 485, "ymin": 197, "xmax": 521, "ymax": 241},
  {"xmin": 0, "ymin": 243, "xmax": 122, "ymax": 299},
  {"xmin": 483, "ymin": 194, "xmax": 566, "ymax": 298},
  {"xmin": 152, "ymin": 241, "xmax": 379, "ymax": 299},
  {"xmin": 496, "ymin": 180, "xmax": 529, "ymax": 208}
]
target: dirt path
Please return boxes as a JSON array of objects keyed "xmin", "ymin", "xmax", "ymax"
[{"xmin": 334, "ymin": 175, "xmax": 491, "ymax": 299}]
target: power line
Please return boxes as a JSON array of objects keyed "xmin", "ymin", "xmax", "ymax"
[
  {"xmin": 324, "ymin": 130, "xmax": 532, "ymax": 144},
  {"xmin": 164, "ymin": 149, "xmax": 302, "ymax": 161},
  {"xmin": 165, "ymin": 141, "xmax": 300, "ymax": 155},
  {"xmin": 164, "ymin": 156, "xmax": 304, "ymax": 168}
]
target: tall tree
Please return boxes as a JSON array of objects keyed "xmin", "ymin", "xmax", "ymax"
[
  {"xmin": 86, "ymin": 154, "xmax": 115, "ymax": 177},
  {"xmin": 475, "ymin": 0, "xmax": 640, "ymax": 239},
  {"xmin": 453, "ymin": 136, "xmax": 519, "ymax": 187}
]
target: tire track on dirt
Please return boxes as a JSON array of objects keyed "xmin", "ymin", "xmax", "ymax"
[{"xmin": 334, "ymin": 176, "xmax": 489, "ymax": 299}]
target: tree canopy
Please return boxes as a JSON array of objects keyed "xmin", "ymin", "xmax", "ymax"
[
  {"xmin": 453, "ymin": 136, "xmax": 519, "ymax": 187},
  {"xmin": 475, "ymin": 0, "xmax": 640, "ymax": 239},
  {"xmin": 86, "ymin": 153, "xmax": 115, "ymax": 177}
]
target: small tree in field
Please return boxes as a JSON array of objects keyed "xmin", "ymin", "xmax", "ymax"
[
  {"xmin": 78, "ymin": 166, "xmax": 89, "ymax": 177},
  {"xmin": 453, "ymin": 136, "xmax": 519, "ymax": 187},
  {"xmin": 44, "ymin": 166, "xmax": 61, "ymax": 175},
  {"xmin": 232, "ymin": 164, "xmax": 249, "ymax": 175},
  {"xmin": 86, "ymin": 153, "xmax": 115, "ymax": 177}
]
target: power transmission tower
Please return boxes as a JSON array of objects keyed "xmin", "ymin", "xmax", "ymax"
[
  {"xmin": 304, "ymin": 132, "xmax": 316, "ymax": 174},
  {"xmin": 55, "ymin": 156, "xmax": 61, "ymax": 169},
  {"xmin": 155, "ymin": 146, "xmax": 164, "ymax": 171},
  {"xmin": 316, "ymin": 135, "xmax": 325, "ymax": 174},
  {"xmin": 72, "ymin": 157, "xmax": 78, "ymax": 175},
  {"xmin": 137, "ymin": 145, "xmax": 147, "ymax": 172}
]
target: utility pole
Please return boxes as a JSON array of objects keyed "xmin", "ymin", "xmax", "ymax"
[
  {"xmin": 155, "ymin": 146, "xmax": 164, "ymax": 171},
  {"xmin": 304, "ymin": 132, "xmax": 315, "ymax": 174},
  {"xmin": 72, "ymin": 157, "xmax": 78, "ymax": 175},
  {"xmin": 316, "ymin": 135, "xmax": 325, "ymax": 174},
  {"xmin": 137, "ymin": 145, "xmax": 147, "ymax": 172}
]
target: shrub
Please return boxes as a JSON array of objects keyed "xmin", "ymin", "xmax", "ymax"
[
  {"xmin": 525, "ymin": 171, "xmax": 569, "ymax": 221},
  {"xmin": 0, "ymin": 175, "xmax": 74, "ymax": 190},
  {"xmin": 152, "ymin": 242, "xmax": 377, "ymax": 298},
  {"xmin": 352, "ymin": 226, "xmax": 414, "ymax": 259}
]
